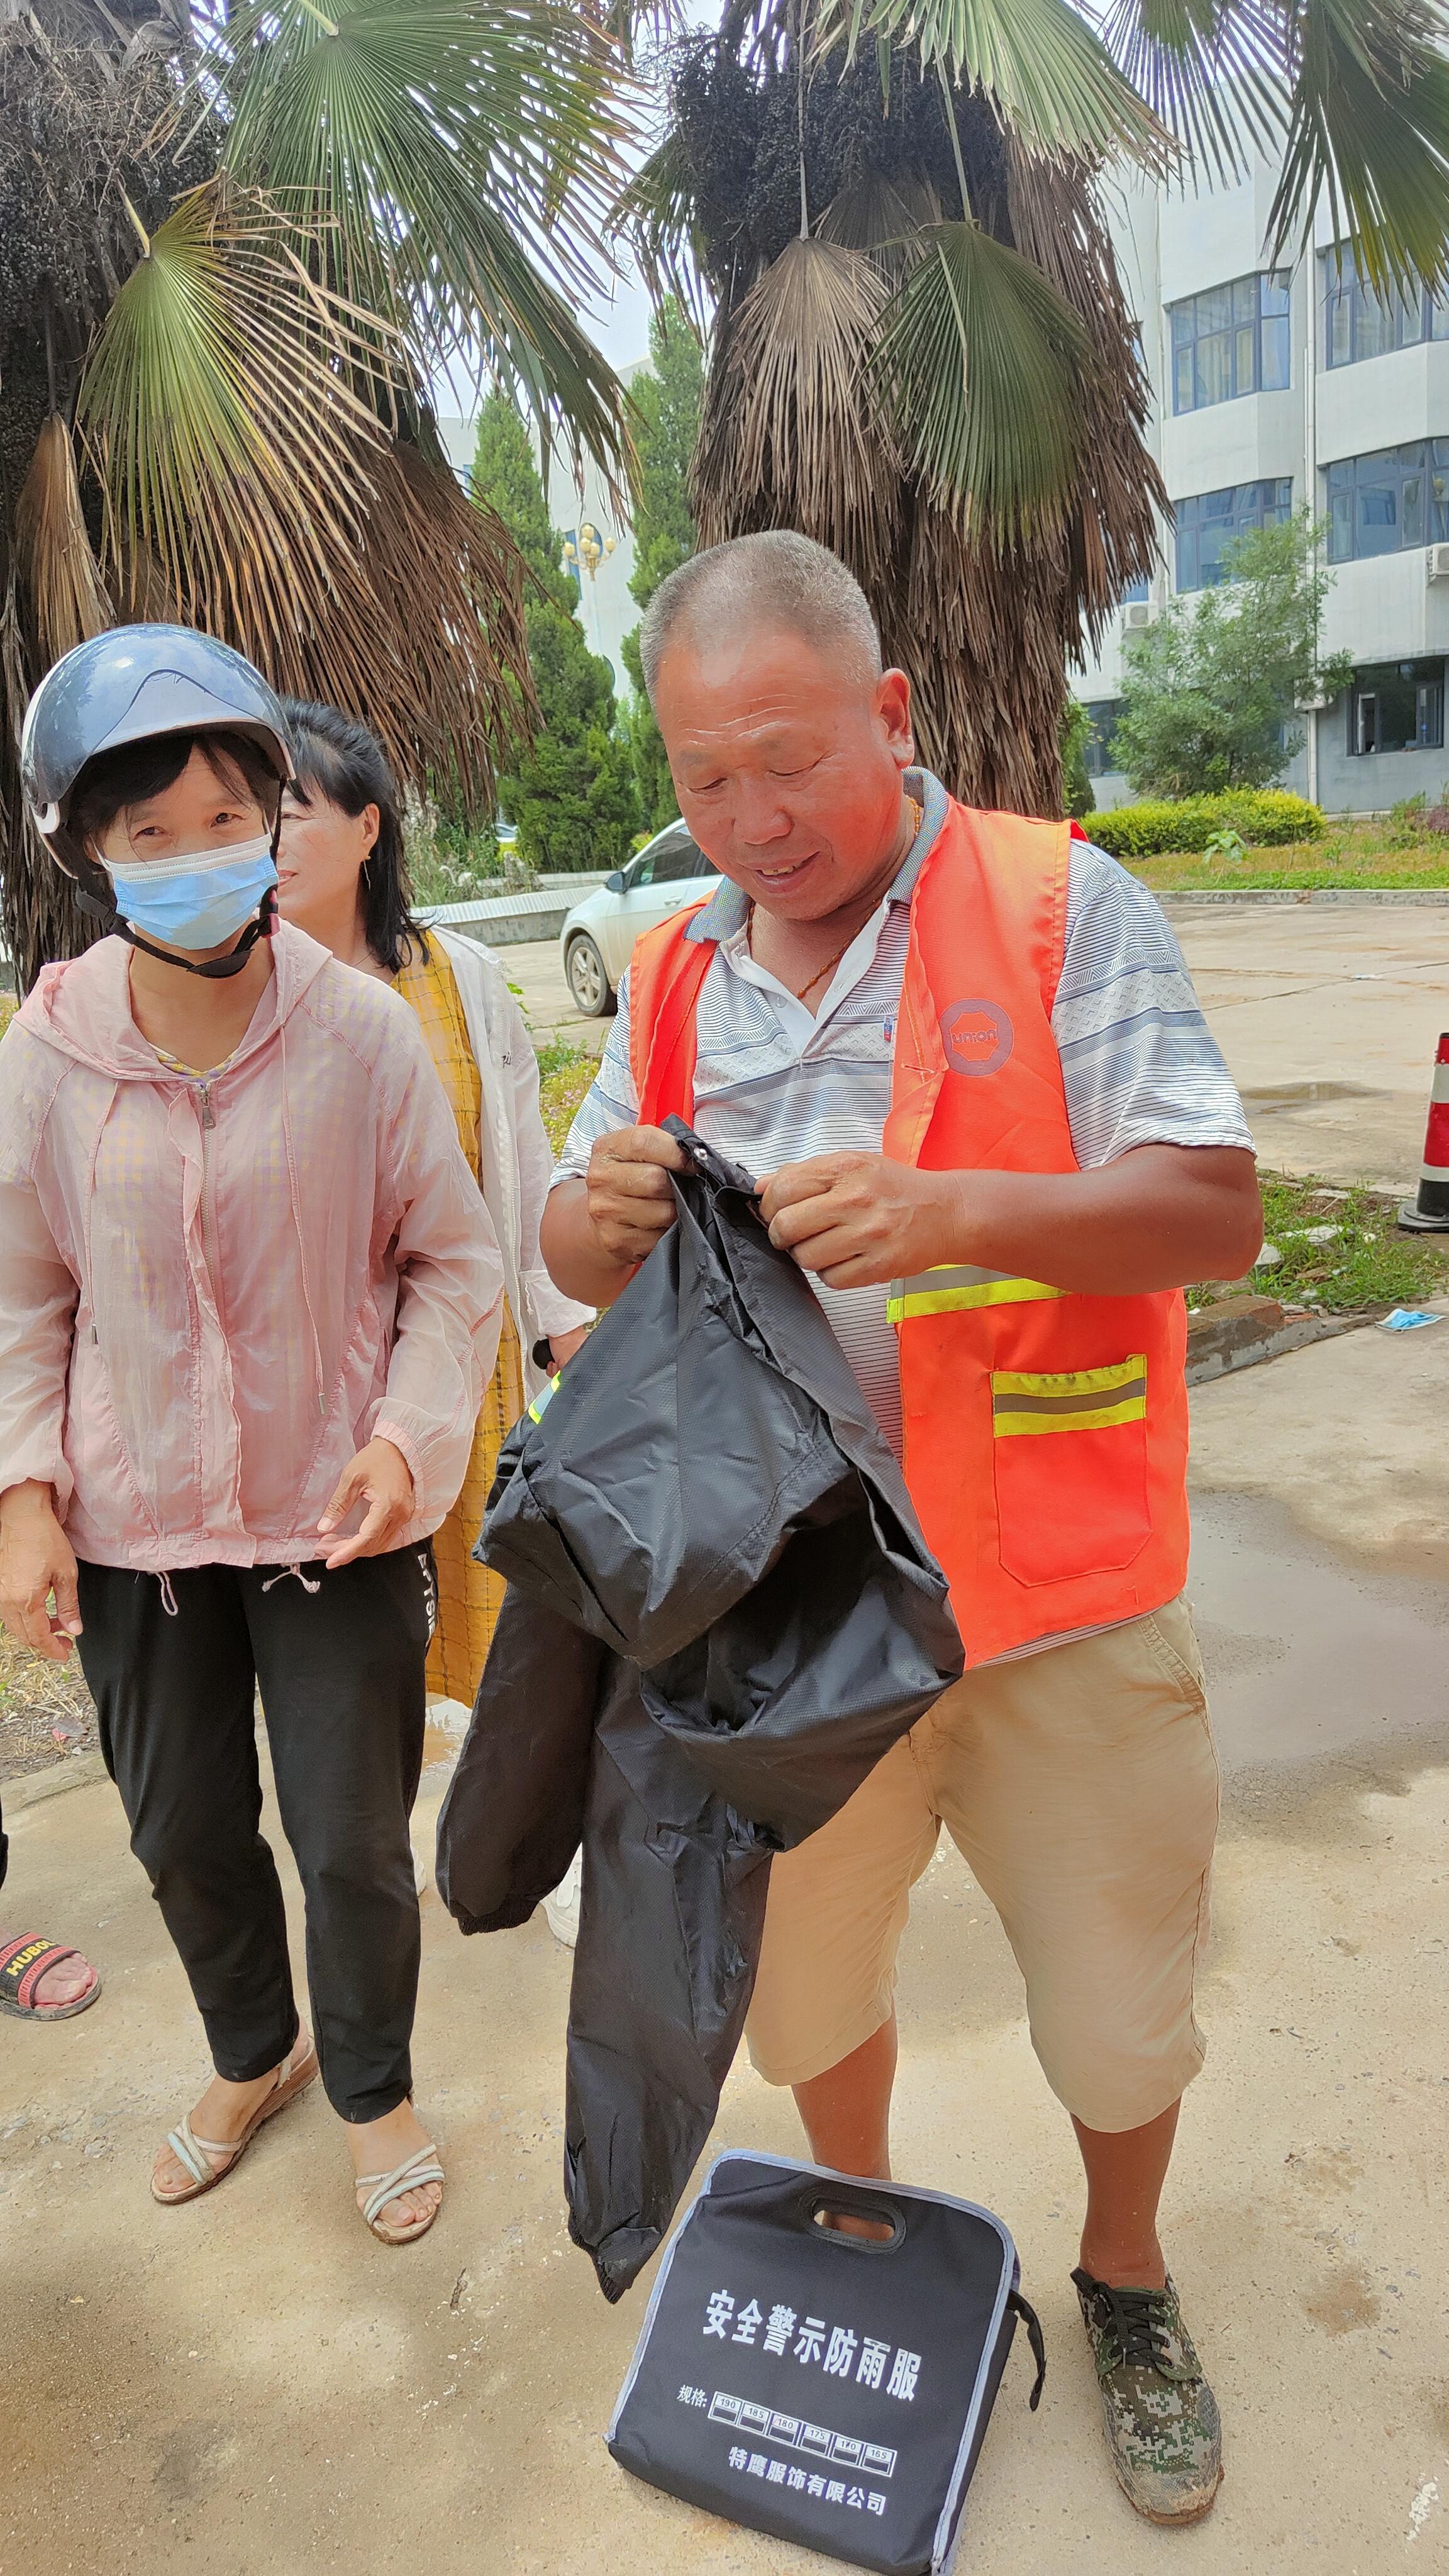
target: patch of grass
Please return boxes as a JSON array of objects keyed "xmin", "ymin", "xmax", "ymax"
[
  {"xmin": 1189, "ymin": 1170, "xmax": 1449, "ymax": 1316},
  {"xmin": 537, "ymin": 1039, "xmax": 597, "ymax": 1154},
  {"xmin": 1126, "ymin": 813, "xmax": 1449, "ymax": 892}
]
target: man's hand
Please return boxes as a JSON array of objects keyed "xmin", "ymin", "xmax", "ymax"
[
  {"xmin": 761, "ymin": 1143, "xmax": 1262, "ymax": 1297},
  {"xmin": 582, "ymin": 1125, "xmax": 688, "ymax": 1269},
  {"xmin": 760, "ymin": 1154, "xmax": 952, "ymax": 1289},
  {"xmin": 0, "ymin": 1480, "xmax": 82, "ymax": 1663},
  {"xmin": 317, "ymin": 1437, "xmax": 415, "ymax": 1570}
]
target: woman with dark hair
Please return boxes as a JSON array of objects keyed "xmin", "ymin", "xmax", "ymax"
[{"xmin": 276, "ymin": 700, "xmax": 592, "ymax": 1718}]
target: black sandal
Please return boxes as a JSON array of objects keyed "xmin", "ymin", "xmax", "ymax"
[{"xmin": 0, "ymin": 1934, "xmax": 101, "ymax": 2021}]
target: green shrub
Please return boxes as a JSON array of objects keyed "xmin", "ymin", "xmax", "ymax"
[{"xmin": 1087, "ymin": 789, "xmax": 1324, "ymax": 860}]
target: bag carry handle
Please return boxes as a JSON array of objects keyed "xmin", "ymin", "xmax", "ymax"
[
  {"xmin": 1008, "ymin": 2289, "xmax": 1046, "ymax": 2411},
  {"xmin": 799, "ymin": 2184, "xmax": 907, "ymax": 2253}
]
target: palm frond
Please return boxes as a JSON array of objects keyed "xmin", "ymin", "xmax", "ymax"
[
  {"xmin": 874, "ymin": 221, "xmax": 1089, "ymax": 541},
  {"xmin": 817, "ymin": 170, "xmax": 945, "ymax": 278},
  {"xmin": 612, "ymin": 129, "xmax": 711, "ymax": 328},
  {"xmin": 1004, "ymin": 142, "xmax": 1165, "ymax": 643},
  {"xmin": 690, "ymin": 235, "xmax": 902, "ymax": 600},
  {"xmin": 1094, "ymin": 0, "xmax": 1288, "ymax": 187},
  {"xmin": 11, "ymin": 415, "xmax": 113, "ymax": 672},
  {"xmin": 814, "ymin": 0, "xmax": 1172, "ymax": 168},
  {"xmin": 0, "ymin": 577, "xmax": 92, "ymax": 986},
  {"xmin": 1267, "ymin": 0, "xmax": 1449, "ymax": 297},
  {"xmin": 211, "ymin": 0, "xmax": 638, "ymax": 486},
  {"xmin": 75, "ymin": 176, "xmax": 532, "ymax": 810}
]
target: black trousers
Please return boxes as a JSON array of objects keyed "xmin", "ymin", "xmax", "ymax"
[{"xmin": 75, "ymin": 1546, "xmax": 435, "ymax": 2124}]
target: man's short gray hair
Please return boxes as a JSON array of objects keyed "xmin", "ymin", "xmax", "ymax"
[{"xmin": 639, "ymin": 531, "xmax": 882, "ymax": 704}]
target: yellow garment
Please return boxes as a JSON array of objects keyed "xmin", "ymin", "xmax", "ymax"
[{"xmin": 396, "ymin": 939, "xmax": 525, "ymax": 1704}]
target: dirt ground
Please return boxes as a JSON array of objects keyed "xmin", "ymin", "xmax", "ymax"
[{"xmin": 0, "ymin": 1634, "xmax": 97, "ymax": 1782}]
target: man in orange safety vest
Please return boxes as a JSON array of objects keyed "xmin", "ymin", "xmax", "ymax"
[{"xmin": 541, "ymin": 531, "xmax": 1262, "ymax": 2527}]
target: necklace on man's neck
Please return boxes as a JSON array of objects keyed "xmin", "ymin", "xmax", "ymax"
[{"xmin": 747, "ymin": 792, "xmax": 923, "ymax": 1004}]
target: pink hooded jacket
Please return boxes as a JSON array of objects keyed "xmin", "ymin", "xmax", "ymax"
[{"xmin": 0, "ymin": 925, "xmax": 502, "ymax": 1572}]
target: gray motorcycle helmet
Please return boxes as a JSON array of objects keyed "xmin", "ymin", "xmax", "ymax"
[{"xmin": 21, "ymin": 624, "xmax": 292, "ymax": 872}]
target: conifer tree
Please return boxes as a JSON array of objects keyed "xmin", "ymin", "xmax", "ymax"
[{"xmin": 472, "ymin": 394, "xmax": 640, "ymax": 871}]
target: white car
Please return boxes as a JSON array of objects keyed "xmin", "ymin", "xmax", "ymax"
[{"xmin": 560, "ymin": 821, "xmax": 718, "ymax": 1016}]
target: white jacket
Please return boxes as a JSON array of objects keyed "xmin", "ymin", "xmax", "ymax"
[{"xmin": 430, "ymin": 928, "xmax": 592, "ymax": 1391}]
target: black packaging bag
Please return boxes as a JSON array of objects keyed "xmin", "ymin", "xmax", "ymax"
[{"xmin": 608, "ymin": 2153, "xmax": 1045, "ymax": 2575}]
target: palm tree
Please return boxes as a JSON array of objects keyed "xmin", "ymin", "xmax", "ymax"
[
  {"xmin": 0, "ymin": 1, "xmax": 636, "ymax": 988},
  {"xmin": 621, "ymin": 0, "xmax": 1449, "ymax": 816}
]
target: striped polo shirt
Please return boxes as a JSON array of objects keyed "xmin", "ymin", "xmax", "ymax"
[{"xmin": 554, "ymin": 769, "xmax": 1253, "ymax": 1475}]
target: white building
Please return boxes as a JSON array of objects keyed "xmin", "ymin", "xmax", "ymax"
[
  {"xmin": 435, "ymin": 374, "xmax": 647, "ymax": 701},
  {"xmin": 1073, "ymin": 162, "xmax": 1449, "ymax": 814}
]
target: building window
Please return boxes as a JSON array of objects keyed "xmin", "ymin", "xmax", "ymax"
[
  {"xmin": 1348, "ymin": 660, "xmax": 1445, "ymax": 756},
  {"xmin": 1120, "ymin": 574, "xmax": 1150, "ymax": 606},
  {"xmin": 1174, "ymin": 480, "xmax": 1294, "ymax": 591},
  {"xmin": 1081, "ymin": 701, "xmax": 1122, "ymax": 776},
  {"xmin": 1169, "ymin": 272, "xmax": 1292, "ymax": 413},
  {"xmin": 1322, "ymin": 248, "xmax": 1449, "ymax": 368},
  {"xmin": 1326, "ymin": 441, "xmax": 1449, "ymax": 564}
]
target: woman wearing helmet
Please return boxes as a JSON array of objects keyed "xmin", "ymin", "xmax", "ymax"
[{"xmin": 0, "ymin": 628, "xmax": 502, "ymax": 2245}]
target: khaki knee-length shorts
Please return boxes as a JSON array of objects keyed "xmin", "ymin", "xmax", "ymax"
[{"xmin": 746, "ymin": 1595, "xmax": 1220, "ymax": 2135}]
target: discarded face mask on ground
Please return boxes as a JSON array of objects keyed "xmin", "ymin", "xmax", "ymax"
[{"xmin": 435, "ymin": 1124, "xmax": 963, "ymax": 2300}]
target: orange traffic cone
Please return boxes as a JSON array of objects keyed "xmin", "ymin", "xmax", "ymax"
[{"xmin": 1399, "ymin": 1032, "xmax": 1449, "ymax": 1230}]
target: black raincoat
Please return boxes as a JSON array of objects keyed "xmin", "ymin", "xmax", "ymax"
[{"xmin": 436, "ymin": 1126, "xmax": 962, "ymax": 2299}]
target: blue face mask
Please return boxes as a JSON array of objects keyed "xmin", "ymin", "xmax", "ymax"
[{"xmin": 107, "ymin": 833, "xmax": 278, "ymax": 953}]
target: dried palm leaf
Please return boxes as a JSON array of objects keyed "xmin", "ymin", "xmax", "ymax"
[
  {"xmin": 691, "ymin": 235, "xmax": 902, "ymax": 601},
  {"xmin": 11, "ymin": 414, "xmax": 112, "ymax": 672},
  {"xmin": 893, "ymin": 499, "xmax": 1075, "ymax": 813},
  {"xmin": 0, "ymin": 576, "xmax": 89, "ymax": 987}
]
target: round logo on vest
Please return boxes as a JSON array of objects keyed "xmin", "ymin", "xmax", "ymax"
[{"xmin": 940, "ymin": 998, "xmax": 1014, "ymax": 1077}]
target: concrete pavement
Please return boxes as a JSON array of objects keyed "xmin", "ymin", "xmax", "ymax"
[
  {"xmin": 506, "ymin": 899, "xmax": 1449, "ymax": 1188},
  {"xmin": 1170, "ymin": 902, "xmax": 1449, "ymax": 1189},
  {"xmin": 3, "ymin": 1317, "xmax": 1447, "ymax": 2575},
  {"xmin": 5, "ymin": 895, "xmax": 1448, "ymax": 2573}
]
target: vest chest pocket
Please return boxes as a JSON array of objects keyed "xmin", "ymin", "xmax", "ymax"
[{"xmin": 990, "ymin": 1357, "xmax": 1151, "ymax": 1587}]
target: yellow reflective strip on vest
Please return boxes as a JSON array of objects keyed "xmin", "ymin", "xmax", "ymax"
[
  {"xmin": 526, "ymin": 1371, "xmax": 563, "ymax": 1424},
  {"xmin": 887, "ymin": 1265, "xmax": 1064, "ymax": 1323},
  {"xmin": 991, "ymin": 1355, "xmax": 1147, "ymax": 1437}
]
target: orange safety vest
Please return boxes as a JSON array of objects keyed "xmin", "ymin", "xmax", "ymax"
[{"xmin": 628, "ymin": 797, "xmax": 1190, "ymax": 1666}]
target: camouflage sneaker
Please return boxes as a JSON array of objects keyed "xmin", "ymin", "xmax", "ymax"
[{"xmin": 1072, "ymin": 2268, "xmax": 1223, "ymax": 2526}]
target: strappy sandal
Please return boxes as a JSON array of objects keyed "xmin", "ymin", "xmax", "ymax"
[
  {"xmin": 0, "ymin": 1934, "xmax": 101, "ymax": 2021},
  {"xmin": 152, "ymin": 2033, "xmax": 318, "ymax": 2206},
  {"xmin": 355, "ymin": 2143, "xmax": 445, "ymax": 2246}
]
